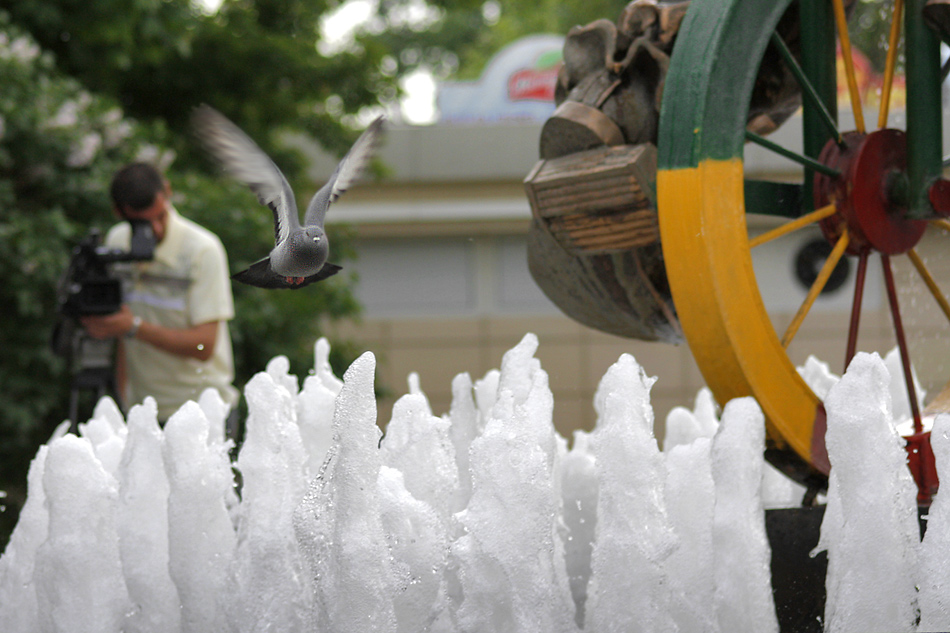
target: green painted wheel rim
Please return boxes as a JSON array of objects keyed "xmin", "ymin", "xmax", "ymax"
[{"xmin": 659, "ymin": 0, "xmax": 795, "ymax": 169}]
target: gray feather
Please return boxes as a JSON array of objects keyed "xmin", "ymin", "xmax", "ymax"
[
  {"xmin": 193, "ymin": 105, "xmax": 384, "ymax": 288},
  {"xmin": 304, "ymin": 115, "xmax": 385, "ymax": 227},
  {"xmin": 192, "ymin": 105, "xmax": 298, "ymax": 245}
]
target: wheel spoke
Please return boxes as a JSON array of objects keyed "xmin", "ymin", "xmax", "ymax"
[
  {"xmin": 907, "ymin": 248, "xmax": 950, "ymax": 325},
  {"xmin": 878, "ymin": 0, "xmax": 904, "ymax": 128},
  {"xmin": 782, "ymin": 229, "xmax": 850, "ymax": 348},
  {"xmin": 881, "ymin": 254, "xmax": 923, "ymax": 434},
  {"xmin": 832, "ymin": 0, "xmax": 866, "ymax": 133},
  {"xmin": 932, "ymin": 218, "xmax": 950, "ymax": 233},
  {"xmin": 749, "ymin": 203, "xmax": 837, "ymax": 248},
  {"xmin": 844, "ymin": 249, "xmax": 870, "ymax": 370},
  {"xmin": 770, "ymin": 31, "xmax": 843, "ymax": 145},
  {"xmin": 745, "ymin": 130, "xmax": 841, "ymax": 177}
]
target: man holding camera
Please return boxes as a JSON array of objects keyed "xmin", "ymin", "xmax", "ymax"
[{"xmin": 81, "ymin": 162, "xmax": 239, "ymax": 423}]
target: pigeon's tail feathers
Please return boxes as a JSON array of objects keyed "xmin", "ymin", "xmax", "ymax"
[
  {"xmin": 329, "ymin": 115, "xmax": 385, "ymax": 204},
  {"xmin": 231, "ymin": 257, "xmax": 280, "ymax": 288},
  {"xmin": 191, "ymin": 104, "xmax": 299, "ymax": 242},
  {"xmin": 300, "ymin": 263, "xmax": 343, "ymax": 287},
  {"xmin": 232, "ymin": 258, "xmax": 342, "ymax": 289}
]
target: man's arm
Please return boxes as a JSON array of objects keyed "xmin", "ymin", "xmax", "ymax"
[
  {"xmin": 81, "ymin": 304, "xmax": 219, "ymax": 362},
  {"xmin": 135, "ymin": 318, "xmax": 218, "ymax": 362}
]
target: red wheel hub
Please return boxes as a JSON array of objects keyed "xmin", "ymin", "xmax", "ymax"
[
  {"xmin": 814, "ymin": 129, "xmax": 928, "ymax": 256},
  {"xmin": 814, "ymin": 129, "xmax": 938, "ymax": 504}
]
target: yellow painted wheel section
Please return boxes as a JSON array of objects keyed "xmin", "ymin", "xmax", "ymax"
[{"xmin": 657, "ymin": 160, "xmax": 824, "ymax": 473}]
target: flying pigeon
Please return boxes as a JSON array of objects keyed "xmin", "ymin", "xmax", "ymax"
[{"xmin": 192, "ymin": 104, "xmax": 384, "ymax": 289}]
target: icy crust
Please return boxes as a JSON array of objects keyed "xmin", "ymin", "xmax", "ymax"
[
  {"xmin": 3, "ymin": 336, "xmax": 950, "ymax": 632},
  {"xmin": 0, "ymin": 446, "xmax": 49, "ymax": 633},
  {"xmin": 816, "ymin": 352, "xmax": 921, "ymax": 633},
  {"xmin": 163, "ymin": 401, "xmax": 236, "ymax": 633},
  {"xmin": 920, "ymin": 414, "xmax": 950, "ymax": 632},
  {"xmin": 293, "ymin": 352, "xmax": 399, "ymax": 633},
  {"xmin": 585, "ymin": 354, "xmax": 678, "ymax": 633},
  {"xmin": 712, "ymin": 399, "xmax": 778, "ymax": 633},
  {"xmin": 118, "ymin": 399, "xmax": 180, "ymax": 633},
  {"xmin": 35, "ymin": 434, "xmax": 132, "ymax": 633}
]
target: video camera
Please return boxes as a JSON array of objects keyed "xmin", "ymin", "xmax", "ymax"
[
  {"xmin": 53, "ymin": 219, "xmax": 156, "ymax": 427},
  {"xmin": 58, "ymin": 220, "xmax": 156, "ymax": 317}
]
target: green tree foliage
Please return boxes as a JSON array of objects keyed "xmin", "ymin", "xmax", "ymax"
[
  {"xmin": 849, "ymin": 0, "xmax": 902, "ymax": 73},
  {"xmin": 3, "ymin": 0, "xmax": 391, "ymax": 156},
  {"xmin": 0, "ymin": 9, "xmax": 367, "ymax": 549},
  {"xmin": 0, "ymin": 13, "xmax": 161, "ymax": 543},
  {"xmin": 361, "ymin": 0, "xmax": 629, "ymax": 82}
]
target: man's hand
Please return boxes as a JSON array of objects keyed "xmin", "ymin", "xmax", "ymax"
[
  {"xmin": 80, "ymin": 305, "xmax": 136, "ymax": 340},
  {"xmin": 81, "ymin": 305, "xmax": 218, "ymax": 361}
]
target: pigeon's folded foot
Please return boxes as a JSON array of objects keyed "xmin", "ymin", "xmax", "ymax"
[{"xmin": 287, "ymin": 276, "xmax": 306, "ymax": 285}]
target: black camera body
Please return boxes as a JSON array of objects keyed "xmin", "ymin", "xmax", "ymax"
[
  {"xmin": 54, "ymin": 219, "xmax": 156, "ymax": 427},
  {"xmin": 59, "ymin": 220, "xmax": 156, "ymax": 317}
]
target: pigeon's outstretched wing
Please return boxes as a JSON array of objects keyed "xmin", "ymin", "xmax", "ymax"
[
  {"xmin": 232, "ymin": 258, "xmax": 343, "ymax": 289},
  {"xmin": 192, "ymin": 105, "xmax": 299, "ymax": 245},
  {"xmin": 303, "ymin": 115, "xmax": 385, "ymax": 228}
]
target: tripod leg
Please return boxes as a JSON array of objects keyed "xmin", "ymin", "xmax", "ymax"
[{"xmin": 69, "ymin": 388, "xmax": 80, "ymax": 435}]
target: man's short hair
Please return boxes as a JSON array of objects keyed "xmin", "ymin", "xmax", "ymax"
[{"xmin": 110, "ymin": 163, "xmax": 165, "ymax": 212}]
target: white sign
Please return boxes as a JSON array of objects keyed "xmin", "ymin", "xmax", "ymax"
[{"xmin": 437, "ymin": 34, "xmax": 564, "ymax": 124}]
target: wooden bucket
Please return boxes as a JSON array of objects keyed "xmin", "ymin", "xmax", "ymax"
[
  {"xmin": 524, "ymin": 143, "xmax": 659, "ymax": 255},
  {"xmin": 524, "ymin": 142, "xmax": 681, "ymax": 343}
]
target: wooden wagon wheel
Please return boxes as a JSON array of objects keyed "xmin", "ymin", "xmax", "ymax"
[{"xmin": 657, "ymin": 0, "xmax": 950, "ymax": 500}]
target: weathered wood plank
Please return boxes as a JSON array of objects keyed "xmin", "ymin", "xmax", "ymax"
[
  {"xmin": 554, "ymin": 210, "xmax": 657, "ymax": 232},
  {"xmin": 535, "ymin": 174, "xmax": 645, "ymax": 201},
  {"xmin": 553, "ymin": 220, "xmax": 658, "ymax": 241},
  {"xmin": 539, "ymin": 197, "xmax": 651, "ymax": 218},
  {"xmin": 524, "ymin": 142, "xmax": 659, "ymax": 255}
]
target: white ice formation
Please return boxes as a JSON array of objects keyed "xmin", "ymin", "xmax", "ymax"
[{"xmin": 1, "ymin": 338, "xmax": 949, "ymax": 633}]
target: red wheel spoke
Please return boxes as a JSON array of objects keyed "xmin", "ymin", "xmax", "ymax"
[
  {"xmin": 844, "ymin": 249, "xmax": 869, "ymax": 371},
  {"xmin": 881, "ymin": 255, "xmax": 923, "ymax": 435}
]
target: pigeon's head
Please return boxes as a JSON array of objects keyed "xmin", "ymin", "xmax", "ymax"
[
  {"xmin": 293, "ymin": 226, "xmax": 329, "ymax": 262},
  {"xmin": 304, "ymin": 225, "xmax": 326, "ymax": 243}
]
